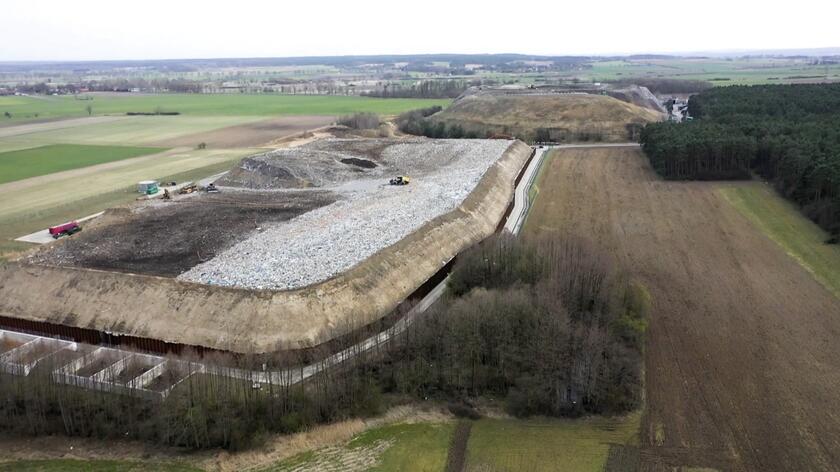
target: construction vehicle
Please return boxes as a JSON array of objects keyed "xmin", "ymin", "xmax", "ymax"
[
  {"xmin": 48, "ymin": 221, "xmax": 81, "ymax": 239},
  {"xmin": 178, "ymin": 183, "xmax": 198, "ymax": 195},
  {"xmin": 138, "ymin": 180, "xmax": 159, "ymax": 195},
  {"xmin": 205, "ymin": 183, "xmax": 220, "ymax": 193},
  {"xmin": 389, "ymin": 176, "xmax": 410, "ymax": 186}
]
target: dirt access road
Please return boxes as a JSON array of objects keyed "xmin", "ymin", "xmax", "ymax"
[{"xmin": 526, "ymin": 147, "xmax": 840, "ymax": 471}]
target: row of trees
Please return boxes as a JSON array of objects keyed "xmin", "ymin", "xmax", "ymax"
[
  {"xmin": 0, "ymin": 348, "xmax": 384, "ymax": 451},
  {"xmin": 641, "ymin": 83, "xmax": 840, "ymax": 236},
  {"xmin": 361, "ymin": 80, "xmax": 469, "ymax": 99},
  {"xmin": 0, "ymin": 235, "xmax": 645, "ymax": 450}
]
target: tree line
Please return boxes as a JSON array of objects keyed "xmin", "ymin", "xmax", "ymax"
[
  {"xmin": 0, "ymin": 235, "xmax": 645, "ymax": 450},
  {"xmin": 361, "ymin": 80, "xmax": 469, "ymax": 99},
  {"xmin": 362, "ymin": 234, "xmax": 647, "ymax": 417},
  {"xmin": 641, "ymin": 83, "xmax": 840, "ymax": 236}
]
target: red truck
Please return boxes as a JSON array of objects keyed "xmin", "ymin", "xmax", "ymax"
[{"xmin": 48, "ymin": 221, "xmax": 81, "ymax": 239}]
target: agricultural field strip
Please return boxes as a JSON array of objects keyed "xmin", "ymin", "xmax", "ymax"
[
  {"xmin": 0, "ymin": 94, "xmax": 453, "ymax": 124},
  {"xmin": 0, "ymin": 147, "xmax": 258, "ymax": 222},
  {"xmin": 524, "ymin": 148, "xmax": 840, "ymax": 470},
  {"xmin": 505, "ymin": 143, "xmax": 640, "ymax": 234},
  {"xmin": 0, "ymin": 115, "xmax": 266, "ymax": 153},
  {"xmin": 0, "ymin": 144, "xmax": 166, "ymax": 185},
  {"xmin": 0, "ymin": 116, "xmax": 130, "ymax": 138},
  {"xmin": 0, "ymin": 140, "xmax": 549, "ymax": 395}
]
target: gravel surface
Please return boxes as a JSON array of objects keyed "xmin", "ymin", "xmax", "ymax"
[{"xmin": 178, "ymin": 139, "xmax": 512, "ymax": 290}]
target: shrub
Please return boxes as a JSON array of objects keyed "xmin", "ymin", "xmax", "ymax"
[{"xmin": 338, "ymin": 112, "xmax": 380, "ymax": 129}]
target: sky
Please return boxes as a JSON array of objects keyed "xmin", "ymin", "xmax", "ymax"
[{"xmin": 1, "ymin": 0, "xmax": 838, "ymax": 61}]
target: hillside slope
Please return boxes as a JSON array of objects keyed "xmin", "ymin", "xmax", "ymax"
[{"xmin": 430, "ymin": 92, "xmax": 662, "ymax": 142}]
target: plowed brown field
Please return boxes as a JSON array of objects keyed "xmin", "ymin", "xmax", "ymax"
[
  {"xmin": 151, "ymin": 115, "xmax": 334, "ymax": 148},
  {"xmin": 525, "ymin": 147, "xmax": 840, "ymax": 471}
]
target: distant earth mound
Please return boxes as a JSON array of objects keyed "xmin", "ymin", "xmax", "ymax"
[{"xmin": 430, "ymin": 91, "xmax": 663, "ymax": 142}]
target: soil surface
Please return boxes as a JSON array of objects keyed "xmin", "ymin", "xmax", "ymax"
[
  {"xmin": 32, "ymin": 190, "xmax": 335, "ymax": 277},
  {"xmin": 151, "ymin": 115, "xmax": 335, "ymax": 148},
  {"xmin": 526, "ymin": 147, "xmax": 840, "ymax": 471}
]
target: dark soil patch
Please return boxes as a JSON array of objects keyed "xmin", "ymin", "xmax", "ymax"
[
  {"xmin": 445, "ymin": 421, "xmax": 472, "ymax": 472},
  {"xmin": 34, "ymin": 191, "xmax": 335, "ymax": 277},
  {"xmin": 341, "ymin": 157, "xmax": 378, "ymax": 169}
]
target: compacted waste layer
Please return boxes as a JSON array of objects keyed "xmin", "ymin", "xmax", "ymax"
[{"xmin": 179, "ymin": 138, "xmax": 511, "ymax": 290}]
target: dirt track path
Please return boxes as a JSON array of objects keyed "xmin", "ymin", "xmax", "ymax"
[{"xmin": 526, "ymin": 147, "xmax": 840, "ymax": 471}]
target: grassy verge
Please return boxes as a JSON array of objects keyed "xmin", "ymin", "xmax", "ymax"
[
  {"xmin": 263, "ymin": 422, "xmax": 453, "ymax": 472},
  {"xmin": 465, "ymin": 412, "xmax": 641, "ymax": 472},
  {"xmin": 719, "ymin": 183, "xmax": 840, "ymax": 299},
  {"xmin": 0, "ymin": 459, "xmax": 201, "ymax": 472},
  {"xmin": 0, "ymin": 144, "xmax": 164, "ymax": 184},
  {"xmin": 354, "ymin": 423, "xmax": 453, "ymax": 472},
  {"xmin": 524, "ymin": 149, "xmax": 553, "ymax": 228}
]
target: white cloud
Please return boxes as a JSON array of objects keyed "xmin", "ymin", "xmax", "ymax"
[{"xmin": 0, "ymin": 0, "xmax": 838, "ymax": 61}]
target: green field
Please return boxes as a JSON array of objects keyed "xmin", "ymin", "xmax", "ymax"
[
  {"xmin": 0, "ymin": 116, "xmax": 264, "ymax": 154},
  {"xmin": 719, "ymin": 183, "xmax": 840, "ymax": 298},
  {"xmin": 0, "ymin": 459, "xmax": 201, "ymax": 472},
  {"xmin": 263, "ymin": 422, "xmax": 453, "ymax": 472},
  {"xmin": 0, "ymin": 144, "xmax": 164, "ymax": 184},
  {"xmin": 0, "ymin": 94, "xmax": 452, "ymax": 124},
  {"xmin": 465, "ymin": 413, "xmax": 640, "ymax": 472},
  {"xmin": 458, "ymin": 57, "xmax": 840, "ymax": 87},
  {"xmin": 583, "ymin": 58, "xmax": 840, "ymax": 86}
]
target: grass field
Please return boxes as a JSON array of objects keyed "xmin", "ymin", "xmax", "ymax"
[
  {"xmin": 0, "ymin": 116, "xmax": 262, "ymax": 153},
  {"xmin": 582, "ymin": 58, "xmax": 840, "ymax": 85},
  {"xmin": 0, "ymin": 459, "xmax": 201, "ymax": 472},
  {"xmin": 465, "ymin": 413, "xmax": 640, "ymax": 472},
  {"xmin": 0, "ymin": 94, "xmax": 452, "ymax": 124},
  {"xmin": 263, "ymin": 422, "xmax": 453, "ymax": 472},
  {"xmin": 0, "ymin": 144, "xmax": 164, "ymax": 184},
  {"xmin": 719, "ymin": 183, "xmax": 840, "ymax": 299}
]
